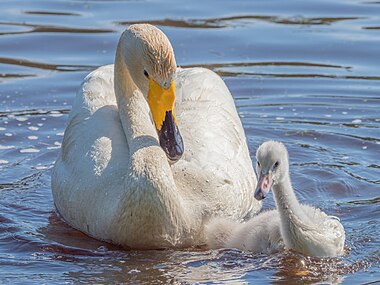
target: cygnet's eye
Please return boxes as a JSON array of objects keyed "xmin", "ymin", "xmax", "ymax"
[
  {"xmin": 257, "ymin": 161, "xmax": 261, "ymax": 168},
  {"xmin": 143, "ymin": 69, "xmax": 149, "ymax": 79},
  {"xmin": 273, "ymin": 161, "xmax": 279, "ymax": 170}
]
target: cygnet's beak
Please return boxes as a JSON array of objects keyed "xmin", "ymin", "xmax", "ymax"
[
  {"xmin": 254, "ymin": 172, "xmax": 273, "ymax": 200},
  {"xmin": 147, "ymin": 79, "xmax": 184, "ymax": 163}
]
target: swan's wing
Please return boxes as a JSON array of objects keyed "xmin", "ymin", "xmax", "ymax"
[
  {"xmin": 173, "ymin": 68, "xmax": 259, "ymax": 219},
  {"xmin": 69, "ymin": 64, "xmax": 116, "ymax": 119},
  {"xmin": 52, "ymin": 65, "xmax": 130, "ymax": 235}
]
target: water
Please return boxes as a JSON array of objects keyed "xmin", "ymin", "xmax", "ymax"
[{"xmin": 0, "ymin": 0, "xmax": 379, "ymax": 284}]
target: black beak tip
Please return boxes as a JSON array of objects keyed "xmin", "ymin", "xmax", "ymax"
[
  {"xmin": 254, "ymin": 188, "xmax": 266, "ymax": 201},
  {"xmin": 166, "ymin": 139, "xmax": 184, "ymax": 163},
  {"xmin": 158, "ymin": 111, "xmax": 184, "ymax": 163}
]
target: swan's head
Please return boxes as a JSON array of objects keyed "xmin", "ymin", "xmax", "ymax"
[
  {"xmin": 254, "ymin": 141, "xmax": 289, "ymax": 200},
  {"xmin": 117, "ymin": 24, "xmax": 183, "ymax": 163}
]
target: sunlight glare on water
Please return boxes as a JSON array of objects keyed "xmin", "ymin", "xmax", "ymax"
[{"xmin": 0, "ymin": 0, "xmax": 379, "ymax": 284}]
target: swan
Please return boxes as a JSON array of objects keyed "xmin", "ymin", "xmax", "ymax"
[
  {"xmin": 51, "ymin": 24, "xmax": 261, "ymax": 249},
  {"xmin": 206, "ymin": 141, "xmax": 345, "ymax": 257}
]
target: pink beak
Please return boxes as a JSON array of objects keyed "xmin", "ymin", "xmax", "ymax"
[{"xmin": 254, "ymin": 172, "xmax": 273, "ymax": 200}]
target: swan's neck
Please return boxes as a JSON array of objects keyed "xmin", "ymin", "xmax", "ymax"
[
  {"xmin": 114, "ymin": 43, "xmax": 157, "ymax": 146},
  {"xmin": 112, "ymin": 37, "xmax": 197, "ymax": 247}
]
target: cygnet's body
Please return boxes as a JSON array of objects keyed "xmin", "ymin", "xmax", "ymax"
[{"xmin": 206, "ymin": 141, "xmax": 345, "ymax": 257}]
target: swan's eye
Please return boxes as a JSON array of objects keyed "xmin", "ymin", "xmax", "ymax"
[
  {"xmin": 273, "ymin": 161, "xmax": 279, "ymax": 170},
  {"xmin": 257, "ymin": 161, "xmax": 261, "ymax": 168},
  {"xmin": 144, "ymin": 69, "xmax": 149, "ymax": 79}
]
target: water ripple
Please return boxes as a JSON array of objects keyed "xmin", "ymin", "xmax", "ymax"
[
  {"xmin": 0, "ymin": 21, "xmax": 114, "ymax": 36},
  {"xmin": 117, "ymin": 15, "xmax": 362, "ymax": 29},
  {"xmin": 0, "ymin": 57, "xmax": 96, "ymax": 72}
]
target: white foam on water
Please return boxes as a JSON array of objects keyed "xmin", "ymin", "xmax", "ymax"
[
  {"xmin": 49, "ymin": 111, "xmax": 63, "ymax": 117},
  {"xmin": 0, "ymin": 145, "xmax": 15, "ymax": 150},
  {"xmin": 0, "ymin": 127, "xmax": 6, "ymax": 131},
  {"xmin": 20, "ymin": 148, "xmax": 40, "ymax": 153},
  {"xmin": 276, "ymin": 117, "xmax": 285, "ymax": 120},
  {"xmin": 0, "ymin": 159, "xmax": 9, "ymax": 164},
  {"xmin": 35, "ymin": 165, "xmax": 48, "ymax": 170},
  {"xmin": 28, "ymin": 136, "xmax": 38, "ymax": 140},
  {"xmin": 56, "ymin": 132, "xmax": 64, "ymax": 136},
  {"xmin": 4, "ymin": 133, "xmax": 13, "ymax": 137},
  {"xmin": 46, "ymin": 141, "xmax": 62, "ymax": 150},
  {"xmin": 352, "ymin": 119, "xmax": 362, "ymax": 124},
  {"xmin": 28, "ymin": 126, "xmax": 39, "ymax": 131},
  {"xmin": 16, "ymin": 116, "xmax": 28, "ymax": 122}
]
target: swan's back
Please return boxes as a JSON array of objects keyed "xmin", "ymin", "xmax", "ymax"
[{"xmin": 173, "ymin": 68, "xmax": 259, "ymax": 219}]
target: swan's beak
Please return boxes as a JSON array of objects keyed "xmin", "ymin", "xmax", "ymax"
[
  {"xmin": 147, "ymin": 79, "xmax": 184, "ymax": 163},
  {"xmin": 254, "ymin": 172, "xmax": 273, "ymax": 200}
]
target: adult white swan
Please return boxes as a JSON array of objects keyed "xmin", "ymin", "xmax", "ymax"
[
  {"xmin": 52, "ymin": 24, "xmax": 260, "ymax": 249},
  {"xmin": 206, "ymin": 141, "xmax": 345, "ymax": 257}
]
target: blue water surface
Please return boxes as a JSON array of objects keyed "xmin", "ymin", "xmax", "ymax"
[{"xmin": 0, "ymin": 0, "xmax": 379, "ymax": 284}]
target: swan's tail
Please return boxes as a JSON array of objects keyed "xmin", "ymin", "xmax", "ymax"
[{"xmin": 205, "ymin": 218, "xmax": 239, "ymax": 249}]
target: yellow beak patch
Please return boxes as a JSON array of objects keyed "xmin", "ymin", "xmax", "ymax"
[{"xmin": 147, "ymin": 79, "xmax": 176, "ymax": 130}]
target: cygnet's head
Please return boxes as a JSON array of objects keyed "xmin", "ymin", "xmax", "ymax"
[{"xmin": 254, "ymin": 141, "xmax": 289, "ymax": 200}]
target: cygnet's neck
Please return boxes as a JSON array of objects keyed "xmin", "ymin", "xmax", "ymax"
[{"xmin": 272, "ymin": 174, "xmax": 306, "ymax": 225}]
